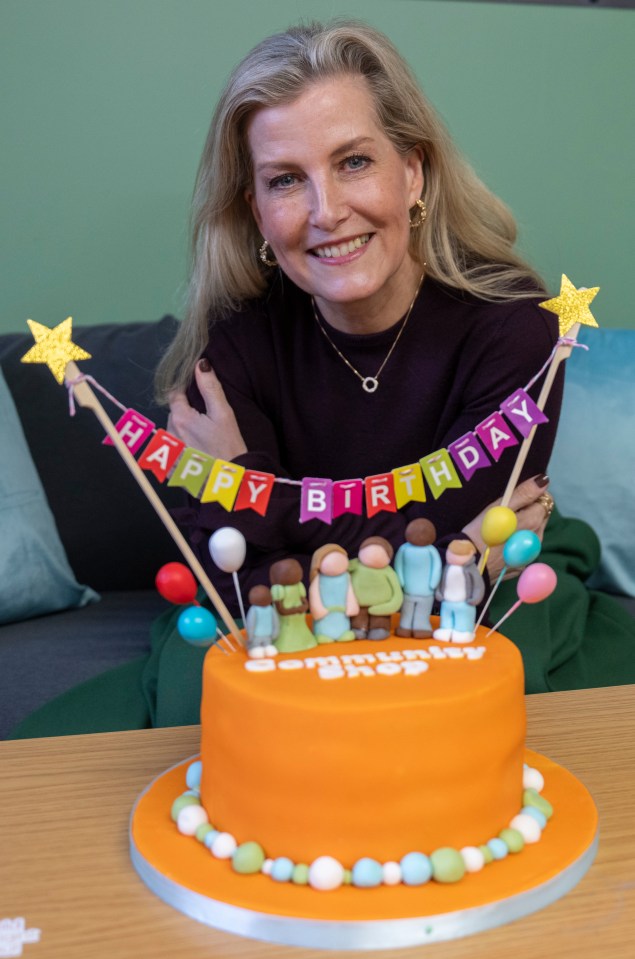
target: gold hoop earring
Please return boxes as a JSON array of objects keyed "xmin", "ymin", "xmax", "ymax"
[
  {"xmin": 259, "ymin": 240, "xmax": 278, "ymax": 267},
  {"xmin": 409, "ymin": 198, "xmax": 428, "ymax": 230}
]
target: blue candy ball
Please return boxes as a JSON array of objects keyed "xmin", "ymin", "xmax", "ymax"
[
  {"xmin": 487, "ymin": 838, "xmax": 509, "ymax": 860},
  {"xmin": 177, "ymin": 606, "xmax": 217, "ymax": 645},
  {"xmin": 186, "ymin": 760, "xmax": 203, "ymax": 791},
  {"xmin": 521, "ymin": 805, "xmax": 547, "ymax": 829},
  {"xmin": 400, "ymin": 852, "xmax": 432, "ymax": 886},
  {"xmin": 271, "ymin": 857, "xmax": 295, "ymax": 882},
  {"xmin": 351, "ymin": 857, "xmax": 383, "ymax": 888}
]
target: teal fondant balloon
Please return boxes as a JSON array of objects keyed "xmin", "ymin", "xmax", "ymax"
[
  {"xmin": 177, "ymin": 606, "xmax": 217, "ymax": 645},
  {"xmin": 503, "ymin": 530, "xmax": 541, "ymax": 568}
]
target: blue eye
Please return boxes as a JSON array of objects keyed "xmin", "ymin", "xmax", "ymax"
[
  {"xmin": 344, "ymin": 154, "xmax": 370, "ymax": 170},
  {"xmin": 268, "ymin": 173, "xmax": 298, "ymax": 190}
]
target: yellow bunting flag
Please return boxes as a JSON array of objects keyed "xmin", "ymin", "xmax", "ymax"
[
  {"xmin": 200, "ymin": 459, "xmax": 246, "ymax": 511},
  {"xmin": 392, "ymin": 463, "xmax": 426, "ymax": 509}
]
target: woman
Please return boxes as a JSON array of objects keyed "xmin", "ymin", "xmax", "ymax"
[
  {"xmin": 159, "ymin": 19, "xmax": 560, "ymax": 610},
  {"xmin": 12, "ymin": 21, "xmax": 633, "ymax": 740}
]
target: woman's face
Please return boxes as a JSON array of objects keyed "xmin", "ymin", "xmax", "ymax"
[{"xmin": 245, "ymin": 75, "xmax": 424, "ymax": 329}]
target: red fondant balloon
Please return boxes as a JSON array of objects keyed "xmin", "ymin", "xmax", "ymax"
[{"xmin": 155, "ymin": 563, "xmax": 198, "ymax": 605}]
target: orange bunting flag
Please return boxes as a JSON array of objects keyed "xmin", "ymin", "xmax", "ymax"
[
  {"xmin": 392, "ymin": 463, "xmax": 426, "ymax": 508},
  {"xmin": 234, "ymin": 469, "xmax": 275, "ymax": 516},
  {"xmin": 420, "ymin": 449, "xmax": 462, "ymax": 500},
  {"xmin": 167, "ymin": 448, "xmax": 214, "ymax": 498},
  {"xmin": 137, "ymin": 428, "xmax": 185, "ymax": 482},
  {"xmin": 200, "ymin": 459, "xmax": 245, "ymax": 511},
  {"xmin": 365, "ymin": 473, "xmax": 397, "ymax": 518}
]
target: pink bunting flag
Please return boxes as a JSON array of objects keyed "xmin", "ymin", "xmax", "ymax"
[
  {"xmin": 332, "ymin": 479, "xmax": 364, "ymax": 518},
  {"xmin": 103, "ymin": 408, "xmax": 154, "ymax": 454},
  {"xmin": 475, "ymin": 412, "xmax": 519, "ymax": 462},
  {"xmin": 300, "ymin": 478, "xmax": 333, "ymax": 524}
]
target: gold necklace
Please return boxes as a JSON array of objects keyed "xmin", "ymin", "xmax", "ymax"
[{"xmin": 311, "ymin": 274, "xmax": 424, "ymax": 394}]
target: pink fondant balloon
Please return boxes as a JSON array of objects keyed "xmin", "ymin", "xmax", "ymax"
[{"xmin": 516, "ymin": 563, "xmax": 557, "ymax": 604}]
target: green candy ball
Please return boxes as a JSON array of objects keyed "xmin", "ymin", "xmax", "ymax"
[
  {"xmin": 232, "ymin": 842, "xmax": 266, "ymax": 875},
  {"xmin": 479, "ymin": 844, "xmax": 494, "ymax": 864},
  {"xmin": 499, "ymin": 828, "xmax": 525, "ymax": 853},
  {"xmin": 292, "ymin": 864, "xmax": 310, "ymax": 885},
  {"xmin": 170, "ymin": 794, "xmax": 200, "ymax": 822},
  {"xmin": 430, "ymin": 847, "xmax": 466, "ymax": 883},
  {"xmin": 523, "ymin": 788, "xmax": 553, "ymax": 820},
  {"xmin": 195, "ymin": 823, "xmax": 214, "ymax": 843}
]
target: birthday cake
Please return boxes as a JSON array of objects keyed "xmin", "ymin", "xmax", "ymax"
[{"xmin": 130, "ymin": 618, "xmax": 598, "ymax": 949}]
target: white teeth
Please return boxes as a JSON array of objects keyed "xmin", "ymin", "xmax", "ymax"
[{"xmin": 314, "ymin": 234, "xmax": 370, "ymax": 258}]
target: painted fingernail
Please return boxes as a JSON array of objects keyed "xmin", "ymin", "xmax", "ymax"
[
  {"xmin": 535, "ymin": 474, "xmax": 549, "ymax": 488},
  {"xmin": 198, "ymin": 357, "xmax": 211, "ymax": 372}
]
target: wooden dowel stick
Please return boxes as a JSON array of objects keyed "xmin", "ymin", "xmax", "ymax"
[
  {"xmin": 500, "ymin": 323, "xmax": 580, "ymax": 508},
  {"xmin": 65, "ymin": 361, "xmax": 244, "ymax": 648}
]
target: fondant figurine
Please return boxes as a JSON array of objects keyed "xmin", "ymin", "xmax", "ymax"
[
  {"xmin": 394, "ymin": 519, "xmax": 442, "ymax": 638},
  {"xmin": 245, "ymin": 585, "xmax": 279, "ymax": 659},
  {"xmin": 269, "ymin": 558, "xmax": 317, "ymax": 653},
  {"xmin": 308, "ymin": 544, "xmax": 359, "ymax": 643},
  {"xmin": 433, "ymin": 539, "xmax": 485, "ymax": 644},
  {"xmin": 349, "ymin": 537, "xmax": 404, "ymax": 640}
]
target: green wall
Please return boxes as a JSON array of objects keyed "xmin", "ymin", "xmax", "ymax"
[{"xmin": 2, "ymin": 0, "xmax": 634, "ymax": 333}]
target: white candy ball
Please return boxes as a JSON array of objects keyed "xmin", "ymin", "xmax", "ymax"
[
  {"xmin": 510, "ymin": 814, "xmax": 542, "ymax": 844},
  {"xmin": 308, "ymin": 856, "xmax": 345, "ymax": 891},
  {"xmin": 523, "ymin": 766, "xmax": 545, "ymax": 792},
  {"xmin": 211, "ymin": 832, "xmax": 238, "ymax": 859},
  {"xmin": 382, "ymin": 861, "xmax": 402, "ymax": 886},
  {"xmin": 460, "ymin": 846, "xmax": 485, "ymax": 873},
  {"xmin": 262, "ymin": 858, "xmax": 273, "ymax": 876},
  {"xmin": 176, "ymin": 804, "xmax": 209, "ymax": 836}
]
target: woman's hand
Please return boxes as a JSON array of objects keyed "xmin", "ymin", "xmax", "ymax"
[
  {"xmin": 168, "ymin": 359, "xmax": 248, "ymax": 461},
  {"xmin": 462, "ymin": 475, "xmax": 552, "ymax": 583}
]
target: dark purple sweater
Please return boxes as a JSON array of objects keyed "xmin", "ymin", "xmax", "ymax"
[{"xmin": 178, "ymin": 275, "xmax": 563, "ymax": 613}]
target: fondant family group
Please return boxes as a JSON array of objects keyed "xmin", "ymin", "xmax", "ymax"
[{"xmin": 245, "ymin": 519, "xmax": 485, "ymax": 658}]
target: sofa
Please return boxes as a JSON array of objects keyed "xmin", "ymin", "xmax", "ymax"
[{"xmin": 1, "ymin": 319, "xmax": 633, "ymax": 739}]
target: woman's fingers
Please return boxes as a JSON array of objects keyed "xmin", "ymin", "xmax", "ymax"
[{"xmin": 167, "ymin": 361, "xmax": 247, "ymax": 460}]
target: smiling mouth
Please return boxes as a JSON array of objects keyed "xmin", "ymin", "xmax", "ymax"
[{"xmin": 311, "ymin": 233, "xmax": 372, "ymax": 259}]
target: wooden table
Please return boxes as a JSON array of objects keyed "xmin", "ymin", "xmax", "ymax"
[{"xmin": 1, "ymin": 686, "xmax": 633, "ymax": 959}]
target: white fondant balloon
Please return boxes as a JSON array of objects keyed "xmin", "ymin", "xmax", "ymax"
[{"xmin": 208, "ymin": 527, "xmax": 247, "ymax": 573}]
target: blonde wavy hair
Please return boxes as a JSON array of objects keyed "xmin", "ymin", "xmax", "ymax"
[{"xmin": 156, "ymin": 19, "xmax": 545, "ymax": 400}]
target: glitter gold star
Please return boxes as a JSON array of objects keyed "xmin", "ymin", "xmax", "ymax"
[
  {"xmin": 539, "ymin": 274, "xmax": 600, "ymax": 337},
  {"xmin": 20, "ymin": 317, "xmax": 91, "ymax": 383}
]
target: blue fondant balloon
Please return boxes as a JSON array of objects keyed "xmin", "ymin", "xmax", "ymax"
[
  {"xmin": 177, "ymin": 606, "xmax": 217, "ymax": 645},
  {"xmin": 502, "ymin": 530, "xmax": 541, "ymax": 568}
]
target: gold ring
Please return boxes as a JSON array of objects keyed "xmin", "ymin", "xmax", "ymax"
[{"xmin": 537, "ymin": 491, "xmax": 555, "ymax": 518}]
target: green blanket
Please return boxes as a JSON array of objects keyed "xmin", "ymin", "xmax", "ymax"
[{"xmin": 9, "ymin": 508, "xmax": 635, "ymax": 739}]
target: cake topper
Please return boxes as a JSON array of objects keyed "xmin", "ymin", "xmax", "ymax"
[
  {"xmin": 208, "ymin": 527, "xmax": 248, "ymax": 624},
  {"xmin": 19, "ymin": 316, "xmax": 243, "ymax": 649},
  {"xmin": 245, "ymin": 585, "xmax": 279, "ymax": 658},
  {"xmin": 308, "ymin": 544, "xmax": 358, "ymax": 643},
  {"xmin": 349, "ymin": 537, "xmax": 403, "ymax": 640},
  {"xmin": 269, "ymin": 559, "xmax": 317, "ymax": 652},
  {"xmin": 394, "ymin": 519, "xmax": 441, "ymax": 639},
  {"xmin": 486, "ymin": 563, "xmax": 558, "ymax": 637},
  {"xmin": 477, "ymin": 506, "xmax": 517, "ymax": 576},
  {"xmin": 433, "ymin": 540, "xmax": 485, "ymax": 644},
  {"xmin": 475, "ymin": 530, "xmax": 542, "ymax": 631}
]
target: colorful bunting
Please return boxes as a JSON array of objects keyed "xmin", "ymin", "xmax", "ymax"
[
  {"xmin": 300, "ymin": 478, "xmax": 333, "ymax": 524},
  {"xmin": 234, "ymin": 469, "xmax": 275, "ymax": 515},
  {"xmin": 167, "ymin": 448, "xmax": 214, "ymax": 497},
  {"xmin": 201, "ymin": 459, "xmax": 245, "ymax": 510},
  {"xmin": 500, "ymin": 389, "xmax": 549, "ymax": 439},
  {"xmin": 332, "ymin": 479, "xmax": 364, "ymax": 518},
  {"xmin": 448, "ymin": 432, "xmax": 491, "ymax": 482},
  {"xmin": 420, "ymin": 449, "xmax": 462, "ymax": 500},
  {"xmin": 365, "ymin": 473, "xmax": 397, "ymax": 518},
  {"xmin": 475, "ymin": 412, "xmax": 519, "ymax": 463},
  {"xmin": 392, "ymin": 463, "xmax": 426, "ymax": 508},
  {"xmin": 103, "ymin": 409, "xmax": 155, "ymax": 453},
  {"xmin": 137, "ymin": 428, "xmax": 185, "ymax": 481}
]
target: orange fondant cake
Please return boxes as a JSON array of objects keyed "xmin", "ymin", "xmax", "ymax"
[{"xmin": 199, "ymin": 628, "xmax": 526, "ymax": 865}]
